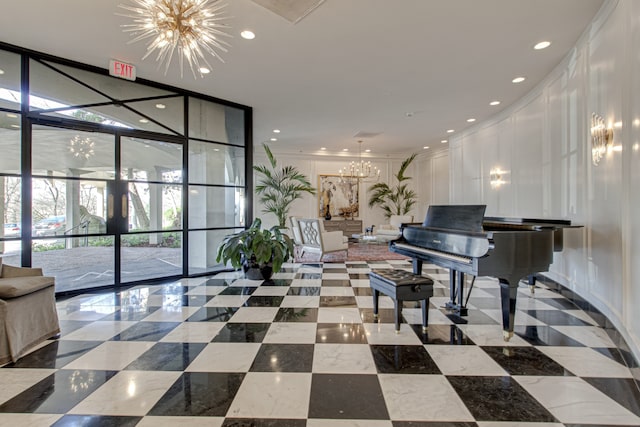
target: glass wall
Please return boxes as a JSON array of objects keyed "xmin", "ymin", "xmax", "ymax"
[{"xmin": 0, "ymin": 43, "xmax": 251, "ymax": 293}]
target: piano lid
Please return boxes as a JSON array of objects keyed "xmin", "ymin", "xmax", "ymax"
[{"xmin": 424, "ymin": 205, "xmax": 487, "ymax": 232}]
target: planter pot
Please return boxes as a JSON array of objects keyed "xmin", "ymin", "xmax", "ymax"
[{"xmin": 242, "ymin": 257, "xmax": 274, "ymax": 280}]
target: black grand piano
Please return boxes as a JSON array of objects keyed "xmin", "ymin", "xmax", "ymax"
[{"xmin": 390, "ymin": 205, "xmax": 575, "ymax": 341}]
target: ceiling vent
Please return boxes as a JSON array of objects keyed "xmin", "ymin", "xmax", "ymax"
[
  {"xmin": 352, "ymin": 131, "xmax": 382, "ymax": 139},
  {"xmin": 250, "ymin": 0, "xmax": 326, "ymax": 24}
]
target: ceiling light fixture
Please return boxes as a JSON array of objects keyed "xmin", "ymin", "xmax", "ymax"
[
  {"xmin": 270, "ymin": 137, "xmax": 277, "ymax": 141},
  {"xmin": 240, "ymin": 30, "xmax": 255, "ymax": 40},
  {"xmin": 155, "ymin": 103, "xmax": 166, "ymax": 109},
  {"xmin": 338, "ymin": 140, "xmax": 380, "ymax": 183},
  {"xmin": 6, "ymin": 113, "xmax": 18, "ymax": 118},
  {"xmin": 273, "ymin": 129, "xmax": 280, "ymax": 133},
  {"xmin": 534, "ymin": 41, "xmax": 551, "ymax": 50},
  {"xmin": 423, "ymin": 146, "xmax": 429, "ymax": 150},
  {"xmin": 441, "ymin": 140, "xmax": 448, "ymax": 144},
  {"xmin": 199, "ymin": 67, "xmax": 211, "ymax": 74},
  {"xmin": 118, "ymin": 0, "xmax": 232, "ymax": 78},
  {"xmin": 512, "ymin": 77, "xmax": 526, "ymax": 83},
  {"xmin": 490, "ymin": 101, "xmax": 501, "ymax": 106},
  {"xmin": 446, "ymin": 129, "xmax": 455, "ymax": 133},
  {"xmin": 467, "ymin": 118, "xmax": 476, "ymax": 123},
  {"xmin": 69, "ymin": 135, "xmax": 96, "ymax": 160}
]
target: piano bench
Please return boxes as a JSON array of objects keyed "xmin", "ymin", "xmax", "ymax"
[{"xmin": 369, "ymin": 269, "xmax": 434, "ymax": 333}]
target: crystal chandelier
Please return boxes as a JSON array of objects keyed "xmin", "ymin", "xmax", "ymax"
[
  {"xmin": 339, "ymin": 141, "xmax": 380, "ymax": 183},
  {"xmin": 69, "ymin": 135, "xmax": 95, "ymax": 160},
  {"xmin": 118, "ymin": 0, "xmax": 232, "ymax": 78}
]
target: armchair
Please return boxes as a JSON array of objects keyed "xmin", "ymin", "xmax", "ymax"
[
  {"xmin": 294, "ymin": 218, "xmax": 348, "ymax": 261},
  {"xmin": 376, "ymin": 215, "xmax": 414, "ymax": 239},
  {"xmin": 0, "ymin": 259, "xmax": 59, "ymax": 365}
]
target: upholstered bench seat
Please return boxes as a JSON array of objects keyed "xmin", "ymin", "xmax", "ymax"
[
  {"xmin": 369, "ymin": 269, "xmax": 434, "ymax": 332},
  {"xmin": 0, "ymin": 261, "xmax": 59, "ymax": 365}
]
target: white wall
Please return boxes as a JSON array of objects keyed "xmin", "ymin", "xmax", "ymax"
[{"xmin": 447, "ymin": 0, "xmax": 640, "ymax": 362}]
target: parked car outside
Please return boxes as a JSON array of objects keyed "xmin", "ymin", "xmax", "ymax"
[
  {"xmin": 3, "ymin": 223, "xmax": 21, "ymax": 238},
  {"xmin": 33, "ymin": 216, "xmax": 66, "ymax": 237}
]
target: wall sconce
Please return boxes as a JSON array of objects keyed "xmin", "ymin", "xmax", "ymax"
[
  {"xmin": 591, "ymin": 113, "xmax": 614, "ymax": 166},
  {"xmin": 490, "ymin": 168, "xmax": 508, "ymax": 188}
]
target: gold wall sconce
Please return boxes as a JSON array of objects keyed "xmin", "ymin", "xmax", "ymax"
[{"xmin": 591, "ymin": 113, "xmax": 614, "ymax": 166}]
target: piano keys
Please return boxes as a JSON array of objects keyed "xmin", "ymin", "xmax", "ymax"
[{"xmin": 389, "ymin": 205, "xmax": 576, "ymax": 341}]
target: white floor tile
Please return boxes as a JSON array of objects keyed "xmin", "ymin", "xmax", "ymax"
[
  {"xmin": 63, "ymin": 341, "xmax": 156, "ymax": 370},
  {"xmin": 159, "ymin": 322, "xmax": 225, "ymax": 343},
  {"xmin": 537, "ymin": 346, "xmax": 632, "ymax": 377},
  {"xmin": 262, "ymin": 322, "xmax": 318, "ymax": 344},
  {"xmin": 363, "ymin": 323, "xmax": 422, "ymax": 345},
  {"xmin": 228, "ymin": 307, "xmax": 278, "ymax": 323},
  {"xmin": 317, "ymin": 308, "xmax": 363, "ymax": 324},
  {"xmin": 186, "ymin": 343, "xmax": 261, "ymax": 372},
  {"xmin": 312, "ymin": 344, "xmax": 377, "ymax": 373},
  {"xmin": 426, "ymin": 345, "xmax": 508, "ymax": 376},
  {"xmin": 0, "ymin": 368, "xmax": 57, "ymax": 405},
  {"xmin": 59, "ymin": 321, "xmax": 137, "ymax": 341},
  {"xmin": 550, "ymin": 325, "xmax": 616, "ymax": 347}
]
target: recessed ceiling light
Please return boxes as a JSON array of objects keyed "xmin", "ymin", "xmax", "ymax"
[
  {"xmin": 423, "ymin": 146, "xmax": 429, "ymax": 150},
  {"xmin": 10, "ymin": 124, "xmax": 19, "ymax": 128},
  {"xmin": 534, "ymin": 41, "xmax": 551, "ymax": 50},
  {"xmin": 213, "ymin": 148, "xmax": 220, "ymax": 152},
  {"xmin": 273, "ymin": 129, "xmax": 280, "ymax": 133},
  {"xmin": 0, "ymin": 69, "xmax": 4, "ymax": 75},
  {"xmin": 270, "ymin": 137, "xmax": 277, "ymax": 141},
  {"xmin": 467, "ymin": 118, "xmax": 476, "ymax": 123},
  {"xmin": 489, "ymin": 101, "xmax": 501, "ymax": 106},
  {"xmin": 155, "ymin": 103, "xmax": 166, "ymax": 109},
  {"xmin": 199, "ymin": 67, "xmax": 211, "ymax": 74},
  {"xmin": 446, "ymin": 129, "xmax": 455, "ymax": 133},
  {"xmin": 139, "ymin": 119, "xmax": 149, "ymax": 123},
  {"xmin": 240, "ymin": 30, "xmax": 255, "ymax": 40},
  {"xmin": 6, "ymin": 113, "xmax": 18, "ymax": 118},
  {"xmin": 365, "ymin": 149, "xmax": 371, "ymax": 153},
  {"xmin": 512, "ymin": 77, "xmax": 526, "ymax": 83},
  {"xmin": 143, "ymin": 144, "xmax": 150, "ymax": 148},
  {"xmin": 320, "ymin": 147, "xmax": 326, "ymax": 150},
  {"xmin": 343, "ymin": 148, "xmax": 349, "ymax": 152},
  {"xmin": 441, "ymin": 140, "xmax": 448, "ymax": 143}
]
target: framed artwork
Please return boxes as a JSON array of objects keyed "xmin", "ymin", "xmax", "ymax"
[{"xmin": 318, "ymin": 174, "xmax": 359, "ymax": 219}]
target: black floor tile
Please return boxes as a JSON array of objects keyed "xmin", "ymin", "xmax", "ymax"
[
  {"xmin": 100, "ymin": 307, "xmax": 160, "ymax": 321},
  {"xmin": 360, "ymin": 308, "xmax": 397, "ymax": 324},
  {"xmin": 3, "ymin": 340, "xmax": 102, "ymax": 369},
  {"xmin": 244, "ymin": 296, "xmax": 284, "ymax": 307},
  {"xmin": 410, "ymin": 325, "xmax": 474, "ymax": 345},
  {"xmin": 536, "ymin": 297, "xmax": 579, "ymax": 309},
  {"xmin": 212, "ymin": 323, "xmax": 271, "ymax": 343},
  {"xmin": 481, "ymin": 346, "xmax": 573, "ymax": 376},
  {"xmin": 222, "ymin": 418, "xmax": 306, "ymax": 427},
  {"xmin": 321, "ymin": 279, "xmax": 351, "ymax": 287},
  {"xmin": 110, "ymin": 321, "xmax": 180, "ymax": 341},
  {"xmin": 187, "ymin": 306, "xmax": 239, "ymax": 322},
  {"xmin": 52, "ymin": 415, "xmax": 142, "ymax": 427},
  {"xmin": 204, "ymin": 278, "xmax": 237, "ymax": 286},
  {"xmin": 220, "ymin": 286, "xmax": 257, "ymax": 295},
  {"xmin": 250, "ymin": 344, "xmax": 314, "ymax": 372},
  {"xmin": 149, "ymin": 372, "xmax": 244, "ymax": 417},
  {"xmin": 124, "ymin": 342, "xmax": 207, "ymax": 371},
  {"xmin": 287, "ymin": 287, "xmax": 321, "ymax": 296},
  {"xmin": 514, "ymin": 325, "xmax": 585, "ymax": 346},
  {"xmin": 524, "ymin": 310, "xmax": 592, "ymax": 326},
  {"xmin": 371, "ymin": 345, "xmax": 441, "ymax": 374},
  {"xmin": 58, "ymin": 320, "xmax": 94, "ymax": 336},
  {"xmin": 263, "ymin": 279, "xmax": 293, "ymax": 286},
  {"xmin": 308, "ymin": 373, "xmax": 389, "ymax": 419},
  {"xmin": 353, "ymin": 287, "xmax": 373, "ymax": 296},
  {"xmin": 593, "ymin": 347, "xmax": 629, "ymax": 365},
  {"xmin": 273, "ymin": 307, "xmax": 318, "ymax": 322},
  {"xmin": 446, "ymin": 376, "xmax": 558, "ymax": 422},
  {"xmin": 445, "ymin": 310, "xmax": 499, "ymax": 325},
  {"xmin": 0, "ymin": 370, "xmax": 117, "ymax": 413},
  {"xmin": 319, "ymin": 296, "xmax": 357, "ymax": 308},
  {"xmin": 349, "ymin": 273, "xmax": 370, "ymax": 279},
  {"xmin": 296, "ymin": 272, "xmax": 322, "ymax": 279},
  {"xmin": 392, "ymin": 422, "xmax": 478, "ymax": 427},
  {"xmin": 583, "ymin": 377, "xmax": 640, "ymax": 416},
  {"xmin": 317, "ymin": 323, "xmax": 368, "ymax": 344}
]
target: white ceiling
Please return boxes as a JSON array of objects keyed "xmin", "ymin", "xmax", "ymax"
[{"xmin": 0, "ymin": 0, "xmax": 604, "ymax": 157}]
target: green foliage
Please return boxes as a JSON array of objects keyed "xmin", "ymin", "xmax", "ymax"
[
  {"xmin": 253, "ymin": 143, "xmax": 316, "ymax": 228},
  {"xmin": 216, "ymin": 218, "xmax": 294, "ymax": 274},
  {"xmin": 367, "ymin": 153, "xmax": 418, "ymax": 219}
]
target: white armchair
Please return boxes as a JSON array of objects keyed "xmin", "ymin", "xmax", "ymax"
[
  {"xmin": 376, "ymin": 215, "xmax": 414, "ymax": 239},
  {"xmin": 295, "ymin": 218, "xmax": 348, "ymax": 261}
]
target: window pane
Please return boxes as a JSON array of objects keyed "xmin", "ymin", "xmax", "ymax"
[
  {"xmin": 127, "ymin": 182, "xmax": 183, "ymax": 232},
  {"xmin": 121, "ymin": 137, "xmax": 183, "ymax": 183},
  {"xmin": 32, "ymin": 126, "xmax": 115, "ymax": 178},
  {"xmin": 0, "ymin": 49, "xmax": 22, "ymax": 110},
  {"xmin": 1, "ymin": 176, "xmax": 21, "ymax": 238},
  {"xmin": 188, "ymin": 141, "xmax": 245, "ymax": 186},
  {"xmin": 0, "ymin": 116, "xmax": 21, "ymax": 173},
  {"xmin": 188, "ymin": 229, "xmax": 242, "ymax": 275},
  {"xmin": 188, "ymin": 186, "xmax": 245, "ymax": 228},
  {"xmin": 121, "ymin": 232, "xmax": 182, "ymax": 283},
  {"xmin": 33, "ymin": 236, "xmax": 115, "ymax": 293},
  {"xmin": 32, "ymin": 178, "xmax": 108, "ymax": 236},
  {"xmin": 189, "ymin": 98, "xmax": 245, "ymax": 144}
]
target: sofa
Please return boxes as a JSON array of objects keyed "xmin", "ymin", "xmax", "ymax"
[
  {"xmin": 0, "ymin": 259, "xmax": 59, "ymax": 365},
  {"xmin": 376, "ymin": 215, "xmax": 414, "ymax": 239}
]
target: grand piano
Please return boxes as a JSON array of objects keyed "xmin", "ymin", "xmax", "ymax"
[{"xmin": 389, "ymin": 205, "xmax": 575, "ymax": 340}]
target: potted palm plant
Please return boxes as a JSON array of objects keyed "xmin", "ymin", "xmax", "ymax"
[
  {"xmin": 216, "ymin": 218, "xmax": 293, "ymax": 280},
  {"xmin": 367, "ymin": 153, "xmax": 418, "ymax": 218},
  {"xmin": 253, "ymin": 143, "xmax": 316, "ymax": 228}
]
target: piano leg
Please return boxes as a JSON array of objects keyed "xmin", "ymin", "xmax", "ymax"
[
  {"xmin": 372, "ymin": 288, "xmax": 380, "ymax": 319},
  {"xmin": 528, "ymin": 274, "xmax": 536, "ymax": 294},
  {"xmin": 499, "ymin": 278, "xmax": 518, "ymax": 341},
  {"xmin": 445, "ymin": 270, "xmax": 468, "ymax": 316}
]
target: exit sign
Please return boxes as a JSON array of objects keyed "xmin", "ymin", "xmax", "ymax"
[{"xmin": 109, "ymin": 59, "xmax": 136, "ymax": 81}]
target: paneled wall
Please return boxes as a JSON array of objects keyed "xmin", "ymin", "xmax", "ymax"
[{"xmin": 449, "ymin": 0, "xmax": 640, "ymax": 362}]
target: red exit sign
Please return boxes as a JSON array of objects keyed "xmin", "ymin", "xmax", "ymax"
[{"xmin": 109, "ymin": 59, "xmax": 136, "ymax": 81}]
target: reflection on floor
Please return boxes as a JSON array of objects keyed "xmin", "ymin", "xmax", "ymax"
[{"xmin": 1, "ymin": 259, "xmax": 640, "ymax": 426}]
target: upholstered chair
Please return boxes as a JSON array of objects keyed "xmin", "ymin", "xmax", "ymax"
[{"xmin": 295, "ymin": 218, "xmax": 348, "ymax": 261}]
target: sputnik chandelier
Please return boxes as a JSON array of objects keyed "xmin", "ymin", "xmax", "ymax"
[
  {"xmin": 339, "ymin": 140, "xmax": 380, "ymax": 183},
  {"xmin": 118, "ymin": 0, "xmax": 232, "ymax": 78},
  {"xmin": 69, "ymin": 135, "xmax": 95, "ymax": 160}
]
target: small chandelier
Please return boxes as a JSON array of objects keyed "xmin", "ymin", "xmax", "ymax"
[
  {"xmin": 118, "ymin": 0, "xmax": 232, "ymax": 78},
  {"xmin": 69, "ymin": 135, "xmax": 95, "ymax": 160},
  {"xmin": 339, "ymin": 140, "xmax": 380, "ymax": 183}
]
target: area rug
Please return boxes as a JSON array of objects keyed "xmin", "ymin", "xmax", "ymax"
[{"xmin": 294, "ymin": 242, "xmax": 410, "ymax": 263}]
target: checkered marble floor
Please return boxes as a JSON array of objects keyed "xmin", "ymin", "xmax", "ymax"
[{"xmin": 1, "ymin": 260, "xmax": 640, "ymax": 426}]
